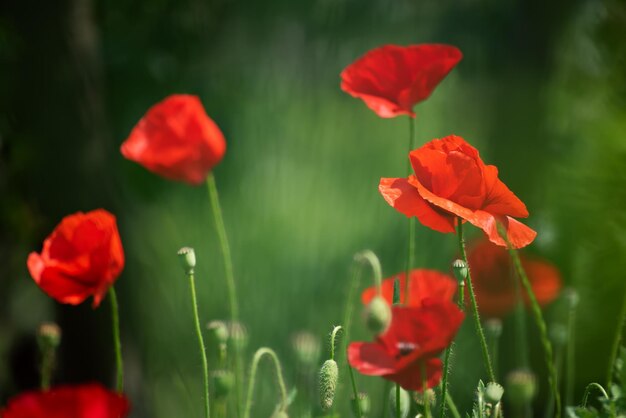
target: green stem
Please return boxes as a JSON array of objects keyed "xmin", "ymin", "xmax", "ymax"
[
  {"xmin": 395, "ymin": 384, "xmax": 401, "ymax": 418},
  {"xmin": 445, "ymin": 393, "xmax": 461, "ymax": 418},
  {"xmin": 565, "ymin": 292, "xmax": 578, "ymax": 407},
  {"xmin": 422, "ymin": 362, "xmax": 432, "ymax": 418},
  {"xmin": 108, "ymin": 287, "xmax": 124, "ymax": 393},
  {"xmin": 405, "ymin": 116, "xmax": 416, "ymax": 302},
  {"xmin": 513, "ymin": 277, "xmax": 530, "ymax": 369},
  {"xmin": 607, "ymin": 286, "xmax": 626, "ymax": 389},
  {"xmin": 440, "ymin": 343, "xmax": 454, "ymax": 418},
  {"xmin": 506, "ymin": 243, "xmax": 560, "ymax": 418},
  {"xmin": 354, "ymin": 250, "xmax": 383, "ymax": 294},
  {"xmin": 206, "ymin": 173, "xmax": 242, "ymax": 415},
  {"xmin": 243, "ymin": 348, "xmax": 288, "ymax": 418},
  {"xmin": 581, "ymin": 382, "xmax": 609, "ymax": 408},
  {"xmin": 187, "ymin": 272, "xmax": 211, "ymax": 418},
  {"xmin": 330, "ymin": 326, "xmax": 343, "ymax": 361},
  {"xmin": 40, "ymin": 349, "xmax": 54, "ymax": 390},
  {"xmin": 348, "ymin": 365, "xmax": 362, "ymax": 418},
  {"xmin": 456, "ymin": 220, "xmax": 496, "ymax": 382}
]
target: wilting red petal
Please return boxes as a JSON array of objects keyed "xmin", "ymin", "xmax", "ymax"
[
  {"xmin": 379, "ymin": 177, "xmax": 455, "ymax": 233},
  {"xmin": 341, "ymin": 44, "xmax": 462, "ymax": 118},
  {"xmin": 121, "ymin": 94, "xmax": 226, "ymax": 185},
  {"xmin": 1, "ymin": 383, "xmax": 130, "ymax": 418},
  {"xmin": 361, "ymin": 269, "xmax": 457, "ymax": 307},
  {"xmin": 26, "ymin": 210, "xmax": 124, "ymax": 308}
]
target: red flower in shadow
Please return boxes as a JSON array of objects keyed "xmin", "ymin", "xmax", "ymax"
[
  {"xmin": 1, "ymin": 383, "xmax": 130, "ymax": 418},
  {"xmin": 361, "ymin": 269, "xmax": 457, "ymax": 307},
  {"xmin": 121, "ymin": 94, "xmax": 226, "ymax": 185},
  {"xmin": 340, "ymin": 44, "xmax": 462, "ymax": 118},
  {"xmin": 27, "ymin": 209, "xmax": 124, "ymax": 308},
  {"xmin": 379, "ymin": 135, "xmax": 536, "ymax": 249},
  {"xmin": 348, "ymin": 300, "xmax": 464, "ymax": 391},
  {"xmin": 468, "ymin": 239, "xmax": 562, "ymax": 318}
]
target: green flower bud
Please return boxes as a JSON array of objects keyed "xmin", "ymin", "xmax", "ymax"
[
  {"xmin": 364, "ymin": 296, "xmax": 391, "ymax": 335},
  {"xmin": 452, "ymin": 259, "xmax": 468, "ymax": 283},
  {"xmin": 549, "ymin": 324, "xmax": 568, "ymax": 348},
  {"xmin": 319, "ymin": 359, "xmax": 338, "ymax": 411},
  {"xmin": 389, "ymin": 387, "xmax": 410, "ymax": 418},
  {"xmin": 351, "ymin": 392, "xmax": 371, "ymax": 417},
  {"xmin": 484, "ymin": 382, "xmax": 504, "ymax": 404},
  {"xmin": 413, "ymin": 388, "xmax": 436, "ymax": 406},
  {"xmin": 484, "ymin": 318, "xmax": 503, "ymax": 338},
  {"xmin": 227, "ymin": 321, "xmax": 249, "ymax": 352},
  {"xmin": 291, "ymin": 331, "xmax": 321, "ymax": 366},
  {"xmin": 207, "ymin": 320, "xmax": 229, "ymax": 346},
  {"xmin": 505, "ymin": 369, "xmax": 537, "ymax": 407},
  {"xmin": 177, "ymin": 247, "xmax": 196, "ymax": 274},
  {"xmin": 37, "ymin": 322, "xmax": 61, "ymax": 349},
  {"xmin": 210, "ymin": 370, "xmax": 234, "ymax": 399}
]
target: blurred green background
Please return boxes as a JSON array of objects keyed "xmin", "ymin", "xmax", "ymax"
[{"xmin": 1, "ymin": 0, "xmax": 625, "ymax": 416}]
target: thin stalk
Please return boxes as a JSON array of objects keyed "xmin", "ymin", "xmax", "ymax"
[
  {"xmin": 456, "ymin": 220, "xmax": 496, "ymax": 382},
  {"xmin": 405, "ymin": 116, "xmax": 416, "ymax": 301},
  {"xmin": 581, "ymin": 382, "xmax": 609, "ymax": 408},
  {"xmin": 187, "ymin": 272, "xmax": 211, "ymax": 418},
  {"xmin": 395, "ymin": 384, "xmax": 401, "ymax": 418},
  {"xmin": 606, "ymin": 286, "xmax": 626, "ymax": 389},
  {"xmin": 330, "ymin": 326, "xmax": 343, "ymax": 361},
  {"xmin": 513, "ymin": 278, "xmax": 530, "ymax": 369},
  {"xmin": 108, "ymin": 287, "xmax": 124, "ymax": 393},
  {"xmin": 422, "ymin": 362, "xmax": 432, "ymax": 418},
  {"xmin": 457, "ymin": 280, "xmax": 466, "ymax": 310},
  {"xmin": 348, "ymin": 365, "xmax": 362, "ymax": 418},
  {"xmin": 206, "ymin": 173, "xmax": 242, "ymax": 415},
  {"xmin": 565, "ymin": 292, "xmax": 578, "ymax": 407},
  {"xmin": 445, "ymin": 393, "xmax": 461, "ymax": 418},
  {"xmin": 243, "ymin": 348, "xmax": 288, "ymax": 418},
  {"xmin": 40, "ymin": 350, "xmax": 53, "ymax": 390},
  {"xmin": 440, "ymin": 342, "xmax": 454, "ymax": 418},
  {"xmin": 506, "ymin": 243, "xmax": 560, "ymax": 418}
]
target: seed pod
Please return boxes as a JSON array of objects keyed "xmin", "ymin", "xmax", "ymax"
[
  {"xmin": 177, "ymin": 247, "xmax": 196, "ymax": 274},
  {"xmin": 227, "ymin": 321, "xmax": 249, "ymax": 352},
  {"xmin": 207, "ymin": 321, "xmax": 229, "ymax": 346},
  {"xmin": 319, "ymin": 359, "xmax": 338, "ymax": 411},
  {"xmin": 413, "ymin": 388, "xmax": 436, "ymax": 407},
  {"xmin": 452, "ymin": 259, "xmax": 468, "ymax": 283},
  {"xmin": 210, "ymin": 370, "xmax": 234, "ymax": 399},
  {"xmin": 351, "ymin": 392, "xmax": 371, "ymax": 417},
  {"xmin": 506, "ymin": 369, "xmax": 537, "ymax": 407},
  {"xmin": 37, "ymin": 322, "xmax": 62, "ymax": 349},
  {"xmin": 364, "ymin": 296, "xmax": 391, "ymax": 335},
  {"xmin": 389, "ymin": 386, "xmax": 410, "ymax": 418},
  {"xmin": 484, "ymin": 382, "xmax": 504, "ymax": 404}
]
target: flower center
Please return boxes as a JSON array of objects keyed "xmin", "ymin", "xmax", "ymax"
[{"xmin": 397, "ymin": 342, "xmax": 418, "ymax": 356}]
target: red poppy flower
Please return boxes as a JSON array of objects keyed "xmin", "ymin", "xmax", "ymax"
[
  {"xmin": 340, "ymin": 44, "xmax": 462, "ymax": 118},
  {"xmin": 468, "ymin": 239, "xmax": 562, "ymax": 318},
  {"xmin": 379, "ymin": 135, "xmax": 536, "ymax": 249},
  {"xmin": 27, "ymin": 209, "xmax": 124, "ymax": 308},
  {"xmin": 1, "ymin": 383, "xmax": 130, "ymax": 418},
  {"xmin": 348, "ymin": 300, "xmax": 464, "ymax": 391},
  {"xmin": 121, "ymin": 94, "xmax": 226, "ymax": 185},
  {"xmin": 361, "ymin": 269, "xmax": 457, "ymax": 307}
]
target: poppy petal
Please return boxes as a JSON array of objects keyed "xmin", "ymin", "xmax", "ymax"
[
  {"xmin": 348, "ymin": 342, "xmax": 398, "ymax": 376},
  {"xmin": 386, "ymin": 357, "xmax": 443, "ymax": 391},
  {"xmin": 379, "ymin": 177, "xmax": 455, "ymax": 233},
  {"xmin": 481, "ymin": 165, "xmax": 529, "ymax": 217}
]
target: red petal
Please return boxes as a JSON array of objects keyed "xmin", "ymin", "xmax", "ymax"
[
  {"xmin": 361, "ymin": 269, "xmax": 456, "ymax": 307},
  {"xmin": 379, "ymin": 177, "xmax": 455, "ymax": 233},
  {"xmin": 481, "ymin": 165, "xmax": 529, "ymax": 218},
  {"xmin": 386, "ymin": 357, "xmax": 443, "ymax": 391},
  {"xmin": 348, "ymin": 342, "xmax": 397, "ymax": 376}
]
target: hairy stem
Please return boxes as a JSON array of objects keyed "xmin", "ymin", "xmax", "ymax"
[
  {"xmin": 187, "ymin": 273, "xmax": 211, "ymax": 418},
  {"xmin": 109, "ymin": 287, "xmax": 124, "ymax": 393},
  {"xmin": 243, "ymin": 348, "xmax": 288, "ymax": 418}
]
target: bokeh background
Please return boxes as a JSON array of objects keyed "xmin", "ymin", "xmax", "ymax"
[{"xmin": 1, "ymin": 0, "xmax": 625, "ymax": 416}]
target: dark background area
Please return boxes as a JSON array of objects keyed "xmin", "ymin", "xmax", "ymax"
[{"xmin": 1, "ymin": 0, "xmax": 625, "ymax": 416}]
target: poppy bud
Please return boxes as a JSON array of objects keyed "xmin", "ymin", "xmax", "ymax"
[
  {"xmin": 484, "ymin": 318, "xmax": 502, "ymax": 338},
  {"xmin": 210, "ymin": 370, "xmax": 234, "ymax": 399},
  {"xmin": 389, "ymin": 387, "xmax": 410, "ymax": 418},
  {"xmin": 549, "ymin": 324, "xmax": 568, "ymax": 348},
  {"xmin": 319, "ymin": 359, "xmax": 338, "ymax": 411},
  {"xmin": 364, "ymin": 296, "xmax": 391, "ymax": 335},
  {"xmin": 291, "ymin": 331, "xmax": 321, "ymax": 367},
  {"xmin": 351, "ymin": 392, "xmax": 371, "ymax": 417},
  {"xmin": 452, "ymin": 259, "xmax": 468, "ymax": 283},
  {"xmin": 227, "ymin": 321, "xmax": 249, "ymax": 352},
  {"xmin": 207, "ymin": 321, "xmax": 229, "ymax": 346},
  {"xmin": 484, "ymin": 382, "xmax": 504, "ymax": 404},
  {"xmin": 37, "ymin": 322, "xmax": 61, "ymax": 349},
  {"xmin": 413, "ymin": 388, "xmax": 436, "ymax": 406},
  {"xmin": 177, "ymin": 247, "xmax": 196, "ymax": 274},
  {"xmin": 505, "ymin": 369, "xmax": 537, "ymax": 407}
]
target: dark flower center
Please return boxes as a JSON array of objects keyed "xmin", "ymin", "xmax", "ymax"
[{"xmin": 397, "ymin": 342, "xmax": 418, "ymax": 356}]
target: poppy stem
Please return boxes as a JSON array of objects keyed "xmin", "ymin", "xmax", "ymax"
[
  {"xmin": 348, "ymin": 364, "xmax": 363, "ymax": 418},
  {"xmin": 186, "ymin": 271, "xmax": 211, "ymax": 418},
  {"xmin": 564, "ymin": 290, "xmax": 579, "ymax": 407},
  {"xmin": 108, "ymin": 287, "xmax": 124, "ymax": 393},
  {"xmin": 422, "ymin": 362, "xmax": 432, "ymax": 418},
  {"xmin": 405, "ymin": 116, "xmax": 417, "ymax": 303},
  {"xmin": 354, "ymin": 250, "xmax": 383, "ymax": 295},
  {"xmin": 606, "ymin": 286, "xmax": 626, "ymax": 390},
  {"xmin": 513, "ymin": 274, "xmax": 530, "ymax": 369},
  {"xmin": 439, "ymin": 342, "xmax": 455, "ymax": 418},
  {"xmin": 206, "ymin": 173, "xmax": 242, "ymax": 414},
  {"xmin": 330, "ymin": 325, "xmax": 343, "ymax": 361},
  {"xmin": 456, "ymin": 220, "xmax": 496, "ymax": 383},
  {"xmin": 580, "ymin": 382, "xmax": 609, "ymax": 408},
  {"xmin": 395, "ymin": 384, "xmax": 401, "ymax": 418},
  {"xmin": 243, "ymin": 348, "xmax": 288, "ymax": 418},
  {"xmin": 445, "ymin": 392, "xmax": 462, "ymax": 418},
  {"xmin": 505, "ymin": 240, "xmax": 561, "ymax": 418}
]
